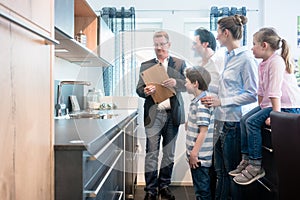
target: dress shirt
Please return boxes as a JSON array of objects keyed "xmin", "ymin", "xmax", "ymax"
[
  {"xmin": 202, "ymin": 49, "xmax": 224, "ymax": 95},
  {"xmin": 214, "ymin": 46, "xmax": 258, "ymax": 122}
]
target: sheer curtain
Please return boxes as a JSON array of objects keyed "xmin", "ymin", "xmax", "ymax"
[{"xmin": 101, "ymin": 7, "xmax": 137, "ymax": 96}]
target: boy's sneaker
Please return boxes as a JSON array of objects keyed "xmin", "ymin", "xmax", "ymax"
[
  {"xmin": 233, "ymin": 164, "xmax": 265, "ymax": 185},
  {"xmin": 229, "ymin": 160, "xmax": 249, "ymax": 177}
]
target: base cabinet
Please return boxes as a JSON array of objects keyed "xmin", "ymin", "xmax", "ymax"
[
  {"xmin": 0, "ymin": 2, "xmax": 53, "ymax": 200},
  {"xmin": 240, "ymin": 126, "xmax": 279, "ymax": 200},
  {"xmin": 260, "ymin": 126, "xmax": 279, "ymax": 199},
  {"xmin": 55, "ymin": 111, "xmax": 138, "ymax": 200},
  {"xmin": 55, "ymin": 130, "xmax": 124, "ymax": 200}
]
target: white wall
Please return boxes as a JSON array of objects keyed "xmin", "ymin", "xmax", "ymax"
[
  {"xmin": 263, "ymin": 0, "xmax": 300, "ymax": 60},
  {"xmin": 54, "ymin": 57, "xmax": 105, "ymax": 99}
]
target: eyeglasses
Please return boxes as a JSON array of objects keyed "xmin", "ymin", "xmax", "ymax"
[{"xmin": 153, "ymin": 42, "xmax": 169, "ymax": 48}]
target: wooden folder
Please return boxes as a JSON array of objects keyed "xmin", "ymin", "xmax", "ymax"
[{"xmin": 140, "ymin": 63, "xmax": 176, "ymax": 104}]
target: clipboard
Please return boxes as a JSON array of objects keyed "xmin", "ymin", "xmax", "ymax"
[{"xmin": 140, "ymin": 63, "xmax": 176, "ymax": 104}]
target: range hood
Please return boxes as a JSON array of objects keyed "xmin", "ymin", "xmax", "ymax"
[{"xmin": 54, "ymin": 27, "xmax": 111, "ymax": 67}]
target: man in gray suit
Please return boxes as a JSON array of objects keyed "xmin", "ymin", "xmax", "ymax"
[{"xmin": 136, "ymin": 31, "xmax": 187, "ymax": 200}]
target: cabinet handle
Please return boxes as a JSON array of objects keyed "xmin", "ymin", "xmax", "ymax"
[
  {"xmin": 133, "ymin": 125, "xmax": 139, "ymax": 133},
  {"xmin": 84, "ymin": 150, "xmax": 123, "ymax": 197},
  {"xmin": 110, "ymin": 191, "xmax": 123, "ymax": 200},
  {"xmin": 123, "ymin": 114, "xmax": 138, "ymax": 130},
  {"xmin": 88, "ymin": 130, "xmax": 123, "ymax": 161},
  {"xmin": 257, "ymin": 179, "xmax": 272, "ymax": 192},
  {"xmin": 0, "ymin": 10, "xmax": 59, "ymax": 45},
  {"xmin": 133, "ymin": 147, "xmax": 139, "ymax": 160},
  {"xmin": 262, "ymin": 145, "xmax": 273, "ymax": 153}
]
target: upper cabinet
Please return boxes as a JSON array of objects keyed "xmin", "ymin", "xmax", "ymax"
[
  {"xmin": 74, "ymin": 0, "xmax": 97, "ymax": 51},
  {"xmin": 54, "ymin": 0, "xmax": 110, "ymax": 67},
  {"xmin": 55, "ymin": 0, "xmax": 74, "ymax": 37}
]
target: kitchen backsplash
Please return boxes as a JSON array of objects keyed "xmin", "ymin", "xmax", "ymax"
[{"xmin": 54, "ymin": 80, "xmax": 85, "ymax": 114}]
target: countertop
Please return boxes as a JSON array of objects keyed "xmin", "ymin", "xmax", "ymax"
[{"xmin": 55, "ymin": 109, "xmax": 138, "ymax": 154}]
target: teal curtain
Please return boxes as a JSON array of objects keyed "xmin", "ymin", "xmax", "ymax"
[{"xmin": 210, "ymin": 6, "xmax": 247, "ymax": 45}]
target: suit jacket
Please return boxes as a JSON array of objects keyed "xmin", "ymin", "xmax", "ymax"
[{"xmin": 136, "ymin": 56, "xmax": 187, "ymax": 127}]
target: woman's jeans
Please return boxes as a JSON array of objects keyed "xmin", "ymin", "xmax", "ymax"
[
  {"xmin": 214, "ymin": 120, "xmax": 241, "ymax": 200},
  {"xmin": 144, "ymin": 111, "xmax": 179, "ymax": 195},
  {"xmin": 191, "ymin": 166, "xmax": 211, "ymax": 200},
  {"xmin": 240, "ymin": 106, "xmax": 300, "ymax": 160}
]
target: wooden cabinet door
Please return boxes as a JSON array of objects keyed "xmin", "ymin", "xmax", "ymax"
[
  {"xmin": 0, "ymin": 1, "xmax": 53, "ymax": 200},
  {"xmin": 0, "ymin": 0, "xmax": 53, "ymax": 30}
]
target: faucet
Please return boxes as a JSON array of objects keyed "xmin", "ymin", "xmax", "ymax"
[{"xmin": 55, "ymin": 81, "xmax": 91, "ymax": 117}]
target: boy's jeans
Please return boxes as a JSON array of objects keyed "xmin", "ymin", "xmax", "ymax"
[{"xmin": 191, "ymin": 166, "xmax": 211, "ymax": 200}]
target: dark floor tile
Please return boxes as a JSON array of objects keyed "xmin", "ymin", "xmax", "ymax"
[{"xmin": 134, "ymin": 185, "xmax": 195, "ymax": 200}]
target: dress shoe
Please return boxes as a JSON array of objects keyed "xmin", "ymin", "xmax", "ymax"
[
  {"xmin": 159, "ymin": 187, "xmax": 175, "ymax": 200},
  {"xmin": 144, "ymin": 192, "xmax": 157, "ymax": 200}
]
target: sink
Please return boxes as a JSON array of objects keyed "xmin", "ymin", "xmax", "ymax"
[
  {"xmin": 55, "ymin": 111, "xmax": 118, "ymax": 120},
  {"xmin": 69, "ymin": 113, "xmax": 102, "ymax": 119}
]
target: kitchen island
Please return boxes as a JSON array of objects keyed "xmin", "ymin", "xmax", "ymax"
[{"xmin": 55, "ymin": 109, "xmax": 138, "ymax": 200}]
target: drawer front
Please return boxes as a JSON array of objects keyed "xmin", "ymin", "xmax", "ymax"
[
  {"xmin": 262, "ymin": 148, "xmax": 278, "ymax": 186},
  {"xmin": 261, "ymin": 126, "xmax": 272, "ymax": 149},
  {"xmin": 86, "ymin": 166, "xmax": 124, "ymax": 200},
  {"xmin": 83, "ymin": 130, "xmax": 124, "ymax": 199},
  {"xmin": 261, "ymin": 126, "xmax": 278, "ymax": 195}
]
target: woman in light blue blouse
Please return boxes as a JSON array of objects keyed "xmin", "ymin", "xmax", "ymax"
[{"xmin": 201, "ymin": 15, "xmax": 258, "ymax": 200}]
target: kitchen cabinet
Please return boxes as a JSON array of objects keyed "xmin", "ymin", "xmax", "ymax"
[
  {"xmin": 270, "ymin": 111, "xmax": 300, "ymax": 199},
  {"xmin": 124, "ymin": 114, "xmax": 139, "ymax": 199},
  {"xmin": 260, "ymin": 125, "xmax": 279, "ymax": 199},
  {"xmin": 0, "ymin": 1, "xmax": 54, "ymax": 199},
  {"xmin": 54, "ymin": 0, "xmax": 110, "ymax": 67},
  {"xmin": 55, "ymin": 129, "xmax": 124, "ymax": 199},
  {"xmin": 55, "ymin": 109, "xmax": 138, "ymax": 200},
  {"xmin": 74, "ymin": 0, "xmax": 97, "ymax": 51},
  {"xmin": 55, "ymin": 0, "xmax": 74, "ymax": 37}
]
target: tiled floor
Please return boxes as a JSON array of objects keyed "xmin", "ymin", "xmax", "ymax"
[{"xmin": 134, "ymin": 185, "xmax": 196, "ymax": 200}]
